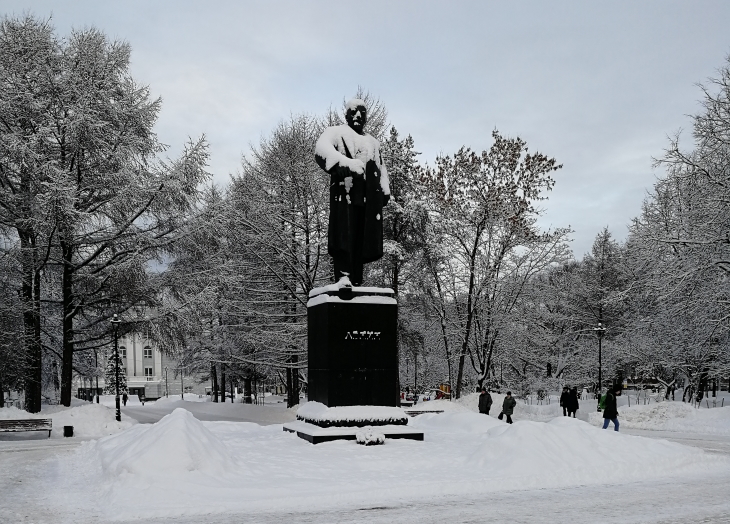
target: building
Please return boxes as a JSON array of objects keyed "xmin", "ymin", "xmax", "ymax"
[{"xmin": 75, "ymin": 332, "xmax": 208, "ymax": 400}]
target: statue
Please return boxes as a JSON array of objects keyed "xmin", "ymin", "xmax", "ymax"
[{"xmin": 315, "ymin": 98, "xmax": 390, "ymax": 287}]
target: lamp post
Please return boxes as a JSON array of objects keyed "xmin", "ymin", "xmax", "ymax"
[
  {"xmin": 165, "ymin": 366, "xmax": 169, "ymax": 397},
  {"xmin": 110, "ymin": 314, "xmax": 122, "ymax": 422},
  {"xmin": 95, "ymin": 349, "xmax": 99, "ymax": 403},
  {"xmin": 593, "ymin": 322, "xmax": 607, "ymax": 411}
]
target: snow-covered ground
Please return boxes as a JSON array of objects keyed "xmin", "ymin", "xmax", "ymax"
[
  {"xmin": 0, "ymin": 400, "xmax": 136, "ymax": 439},
  {"xmin": 1, "ymin": 395, "xmax": 729, "ymax": 523}
]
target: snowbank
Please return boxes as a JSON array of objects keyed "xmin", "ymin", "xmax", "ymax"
[
  {"xmin": 0, "ymin": 403, "xmax": 136, "ymax": 438},
  {"xmin": 91, "ymin": 408, "xmax": 234, "ymax": 476},
  {"xmin": 589, "ymin": 401, "xmax": 730, "ymax": 434},
  {"xmin": 43, "ymin": 406, "xmax": 726, "ymax": 521}
]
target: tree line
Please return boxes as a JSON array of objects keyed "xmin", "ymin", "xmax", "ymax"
[{"xmin": 1, "ymin": 16, "xmax": 728, "ymax": 412}]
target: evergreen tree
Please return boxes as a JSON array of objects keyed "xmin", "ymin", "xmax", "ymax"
[{"xmin": 103, "ymin": 351, "xmax": 128, "ymax": 395}]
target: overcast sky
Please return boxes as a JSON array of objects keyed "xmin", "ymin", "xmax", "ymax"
[{"xmin": 4, "ymin": 1, "xmax": 730, "ymax": 257}]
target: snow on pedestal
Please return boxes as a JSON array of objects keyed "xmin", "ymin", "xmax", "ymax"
[
  {"xmin": 296, "ymin": 401, "xmax": 408, "ymax": 427},
  {"xmin": 284, "ymin": 402, "xmax": 422, "ymax": 444}
]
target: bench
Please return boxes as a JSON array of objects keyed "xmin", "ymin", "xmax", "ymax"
[
  {"xmin": 0, "ymin": 419, "xmax": 53, "ymax": 438},
  {"xmin": 404, "ymin": 409, "xmax": 444, "ymax": 417}
]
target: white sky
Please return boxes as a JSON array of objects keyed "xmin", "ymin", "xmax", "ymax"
[{"xmin": 4, "ymin": 0, "xmax": 730, "ymax": 257}]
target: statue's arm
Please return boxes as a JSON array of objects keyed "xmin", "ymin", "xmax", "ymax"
[{"xmin": 315, "ymin": 128, "xmax": 365, "ymax": 177}]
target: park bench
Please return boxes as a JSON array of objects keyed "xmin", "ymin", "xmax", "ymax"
[{"xmin": 0, "ymin": 419, "xmax": 52, "ymax": 438}]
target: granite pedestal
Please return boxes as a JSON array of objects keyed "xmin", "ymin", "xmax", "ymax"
[{"xmin": 307, "ymin": 285, "xmax": 399, "ymax": 407}]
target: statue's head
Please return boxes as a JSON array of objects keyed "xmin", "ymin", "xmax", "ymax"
[{"xmin": 345, "ymin": 98, "xmax": 367, "ymax": 134}]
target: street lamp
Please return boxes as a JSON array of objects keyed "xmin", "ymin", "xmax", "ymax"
[
  {"xmin": 110, "ymin": 314, "xmax": 122, "ymax": 422},
  {"xmin": 593, "ymin": 322, "xmax": 607, "ymax": 411},
  {"xmin": 94, "ymin": 349, "xmax": 99, "ymax": 403}
]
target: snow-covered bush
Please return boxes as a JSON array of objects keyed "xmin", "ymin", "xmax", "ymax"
[{"xmin": 355, "ymin": 426, "xmax": 385, "ymax": 445}]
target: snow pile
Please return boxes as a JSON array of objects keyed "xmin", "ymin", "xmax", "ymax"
[
  {"xmin": 589, "ymin": 401, "xmax": 730, "ymax": 434},
  {"xmin": 49, "ymin": 404, "xmax": 137, "ymax": 438},
  {"xmin": 467, "ymin": 417, "xmax": 698, "ymax": 486},
  {"xmin": 92, "ymin": 408, "xmax": 233, "ymax": 476},
  {"xmin": 0, "ymin": 403, "xmax": 137, "ymax": 438},
  {"xmin": 410, "ymin": 411, "xmax": 502, "ymax": 433},
  {"xmin": 355, "ymin": 426, "xmax": 385, "ymax": 445},
  {"xmin": 44, "ymin": 406, "xmax": 727, "ymax": 521},
  {"xmin": 0, "ymin": 406, "xmax": 36, "ymax": 420},
  {"xmin": 297, "ymin": 401, "xmax": 408, "ymax": 427}
]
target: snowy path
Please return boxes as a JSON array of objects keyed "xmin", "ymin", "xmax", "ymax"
[{"xmin": 121, "ymin": 398, "xmax": 295, "ymax": 425}]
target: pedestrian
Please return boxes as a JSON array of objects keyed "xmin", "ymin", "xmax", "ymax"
[
  {"xmin": 122, "ymin": 392, "xmax": 128, "ymax": 406},
  {"xmin": 560, "ymin": 386, "xmax": 570, "ymax": 416},
  {"xmin": 478, "ymin": 387, "xmax": 493, "ymax": 415},
  {"xmin": 498, "ymin": 391, "xmax": 517, "ymax": 424},
  {"xmin": 567, "ymin": 386, "xmax": 579, "ymax": 418},
  {"xmin": 602, "ymin": 384, "xmax": 622, "ymax": 431}
]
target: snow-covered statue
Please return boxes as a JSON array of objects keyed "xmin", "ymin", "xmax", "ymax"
[{"xmin": 315, "ymin": 98, "xmax": 390, "ymax": 287}]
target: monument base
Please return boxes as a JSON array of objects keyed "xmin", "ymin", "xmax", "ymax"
[
  {"xmin": 283, "ymin": 420, "xmax": 424, "ymax": 444},
  {"xmin": 307, "ymin": 285, "xmax": 398, "ymax": 407}
]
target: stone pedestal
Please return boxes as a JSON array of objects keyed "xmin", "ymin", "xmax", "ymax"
[{"xmin": 307, "ymin": 285, "xmax": 398, "ymax": 407}]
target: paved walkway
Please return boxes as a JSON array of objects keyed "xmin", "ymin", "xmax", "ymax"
[{"xmin": 121, "ymin": 398, "xmax": 296, "ymax": 425}]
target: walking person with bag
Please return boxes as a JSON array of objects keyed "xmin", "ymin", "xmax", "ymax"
[
  {"xmin": 560, "ymin": 386, "xmax": 570, "ymax": 416},
  {"xmin": 498, "ymin": 391, "xmax": 517, "ymax": 424},
  {"xmin": 602, "ymin": 384, "xmax": 622, "ymax": 431},
  {"xmin": 478, "ymin": 387, "xmax": 493, "ymax": 415},
  {"xmin": 567, "ymin": 386, "xmax": 579, "ymax": 418}
]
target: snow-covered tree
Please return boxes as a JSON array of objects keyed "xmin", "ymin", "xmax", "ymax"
[
  {"xmin": 103, "ymin": 350, "xmax": 127, "ymax": 395},
  {"xmin": 417, "ymin": 131, "xmax": 568, "ymax": 398},
  {"xmin": 0, "ymin": 15, "xmax": 210, "ymax": 408}
]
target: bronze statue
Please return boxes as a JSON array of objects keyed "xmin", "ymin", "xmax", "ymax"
[{"xmin": 315, "ymin": 99, "xmax": 390, "ymax": 286}]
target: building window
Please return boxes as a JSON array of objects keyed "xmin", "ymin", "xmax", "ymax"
[
  {"xmin": 143, "ymin": 347, "xmax": 152, "ymax": 359},
  {"xmin": 144, "ymin": 367, "xmax": 153, "ymax": 378},
  {"xmin": 119, "ymin": 346, "xmax": 126, "ymax": 358}
]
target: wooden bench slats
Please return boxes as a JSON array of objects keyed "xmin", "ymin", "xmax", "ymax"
[{"xmin": 0, "ymin": 419, "xmax": 53, "ymax": 433}]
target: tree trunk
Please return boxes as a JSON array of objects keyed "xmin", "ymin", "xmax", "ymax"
[
  {"xmin": 60, "ymin": 238, "xmax": 75, "ymax": 407},
  {"xmin": 286, "ymin": 360, "xmax": 294, "ymax": 408},
  {"xmin": 244, "ymin": 377, "xmax": 252, "ymax": 404},
  {"xmin": 220, "ymin": 365, "xmax": 226, "ymax": 403},
  {"xmin": 211, "ymin": 363, "xmax": 218, "ymax": 402},
  {"xmin": 291, "ymin": 354, "xmax": 299, "ymax": 407},
  {"xmin": 21, "ymin": 232, "xmax": 42, "ymax": 413},
  {"xmin": 230, "ymin": 378, "xmax": 234, "ymax": 403}
]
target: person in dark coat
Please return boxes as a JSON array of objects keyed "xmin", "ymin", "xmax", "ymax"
[
  {"xmin": 567, "ymin": 386, "xmax": 579, "ymax": 418},
  {"xmin": 478, "ymin": 387, "xmax": 493, "ymax": 415},
  {"xmin": 314, "ymin": 99, "xmax": 391, "ymax": 286},
  {"xmin": 602, "ymin": 384, "xmax": 622, "ymax": 431},
  {"xmin": 560, "ymin": 386, "xmax": 570, "ymax": 416},
  {"xmin": 498, "ymin": 391, "xmax": 517, "ymax": 424},
  {"xmin": 122, "ymin": 392, "xmax": 128, "ymax": 406}
]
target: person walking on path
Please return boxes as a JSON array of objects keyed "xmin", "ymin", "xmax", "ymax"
[
  {"xmin": 478, "ymin": 387, "xmax": 493, "ymax": 415},
  {"xmin": 567, "ymin": 386, "xmax": 579, "ymax": 418},
  {"xmin": 560, "ymin": 386, "xmax": 570, "ymax": 416},
  {"xmin": 498, "ymin": 391, "xmax": 517, "ymax": 424},
  {"xmin": 602, "ymin": 384, "xmax": 621, "ymax": 431},
  {"xmin": 122, "ymin": 392, "xmax": 128, "ymax": 406}
]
